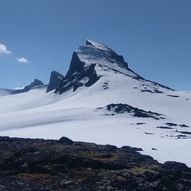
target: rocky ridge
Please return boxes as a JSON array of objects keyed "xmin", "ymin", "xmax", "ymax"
[
  {"xmin": 12, "ymin": 79, "xmax": 44, "ymax": 94},
  {"xmin": 0, "ymin": 136, "xmax": 190, "ymax": 191}
]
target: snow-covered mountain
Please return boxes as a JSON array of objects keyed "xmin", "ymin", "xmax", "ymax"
[
  {"xmin": 0, "ymin": 40, "xmax": 191, "ymax": 166},
  {"xmin": 0, "ymin": 79, "xmax": 45, "ymax": 96},
  {"xmin": 56, "ymin": 40, "xmax": 171, "ymax": 94}
]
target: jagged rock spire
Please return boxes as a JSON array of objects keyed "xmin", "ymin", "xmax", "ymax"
[{"xmin": 47, "ymin": 71, "xmax": 64, "ymax": 92}]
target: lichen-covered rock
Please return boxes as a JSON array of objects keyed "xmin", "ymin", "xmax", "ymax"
[{"xmin": 0, "ymin": 136, "xmax": 190, "ymax": 190}]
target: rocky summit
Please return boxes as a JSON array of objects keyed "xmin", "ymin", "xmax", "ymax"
[
  {"xmin": 0, "ymin": 136, "xmax": 190, "ymax": 191},
  {"xmin": 55, "ymin": 40, "xmax": 171, "ymax": 94},
  {"xmin": 55, "ymin": 40, "xmax": 142, "ymax": 94},
  {"xmin": 47, "ymin": 71, "xmax": 64, "ymax": 92}
]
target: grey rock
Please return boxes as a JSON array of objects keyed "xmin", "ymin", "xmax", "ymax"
[{"xmin": 47, "ymin": 71, "xmax": 64, "ymax": 92}]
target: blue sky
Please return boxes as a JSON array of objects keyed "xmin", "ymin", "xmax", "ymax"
[{"xmin": 0, "ymin": 0, "xmax": 191, "ymax": 90}]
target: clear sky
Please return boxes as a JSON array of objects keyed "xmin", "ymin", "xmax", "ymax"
[{"xmin": 0, "ymin": 0, "xmax": 191, "ymax": 90}]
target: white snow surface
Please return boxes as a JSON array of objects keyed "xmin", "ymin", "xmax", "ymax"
[
  {"xmin": 0, "ymin": 41, "xmax": 191, "ymax": 166},
  {"xmin": 0, "ymin": 70, "xmax": 191, "ymax": 166}
]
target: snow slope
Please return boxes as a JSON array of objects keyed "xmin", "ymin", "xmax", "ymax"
[
  {"xmin": 0, "ymin": 89, "xmax": 12, "ymax": 96},
  {"xmin": 0, "ymin": 40, "xmax": 191, "ymax": 166}
]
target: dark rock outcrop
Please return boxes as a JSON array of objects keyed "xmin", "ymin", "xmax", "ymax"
[
  {"xmin": 47, "ymin": 71, "xmax": 64, "ymax": 92},
  {"xmin": 0, "ymin": 136, "xmax": 190, "ymax": 190},
  {"xmin": 58, "ymin": 136, "xmax": 73, "ymax": 145},
  {"xmin": 100, "ymin": 103, "xmax": 165, "ymax": 120},
  {"xmin": 23, "ymin": 79, "xmax": 44, "ymax": 91},
  {"xmin": 55, "ymin": 52, "xmax": 100, "ymax": 94}
]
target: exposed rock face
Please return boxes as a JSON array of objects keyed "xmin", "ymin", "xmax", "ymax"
[
  {"xmin": 0, "ymin": 136, "xmax": 190, "ymax": 191},
  {"xmin": 58, "ymin": 136, "xmax": 73, "ymax": 145},
  {"xmin": 56, "ymin": 52, "xmax": 101, "ymax": 94},
  {"xmin": 12, "ymin": 79, "xmax": 44, "ymax": 94},
  {"xmin": 99, "ymin": 103, "xmax": 165, "ymax": 120},
  {"xmin": 47, "ymin": 71, "xmax": 64, "ymax": 92}
]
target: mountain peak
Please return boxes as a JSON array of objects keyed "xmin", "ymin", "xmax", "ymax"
[
  {"xmin": 85, "ymin": 39, "xmax": 110, "ymax": 50},
  {"xmin": 56, "ymin": 40, "xmax": 143, "ymax": 94},
  {"xmin": 76, "ymin": 40, "xmax": 129, "ymax": 71},
  {"xmin": 11, "ymin": 79, "xmax": 44, "ymax": 94},
  {"xmin": 22, "ymin": 79, "xmax": 44, "ymax": 92}
]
